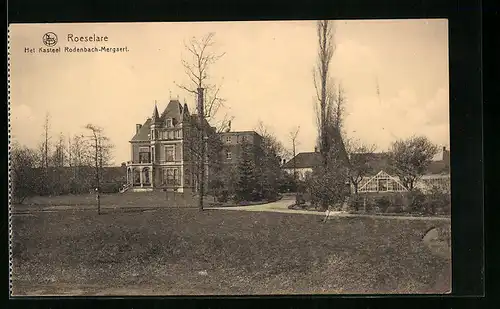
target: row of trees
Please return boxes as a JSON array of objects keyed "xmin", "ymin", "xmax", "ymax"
[{"xmin": 10, "ymin": 115, "xmax": 114, "ymax": 205}]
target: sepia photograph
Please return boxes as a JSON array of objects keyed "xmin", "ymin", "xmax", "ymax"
[{"xmin": 9, "ymin": 19, "xmax": 451, "ymax": 296}]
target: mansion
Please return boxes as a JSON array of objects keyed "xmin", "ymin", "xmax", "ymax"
[{"xmin": 125, "ymin": 99, "xmax": 262, "ymax": 193}]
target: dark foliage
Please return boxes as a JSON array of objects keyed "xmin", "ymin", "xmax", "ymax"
[{"xmin": 348, "ymin": 191, "xmax": 450, "ymax": 216}]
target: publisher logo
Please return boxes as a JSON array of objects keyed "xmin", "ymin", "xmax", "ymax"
[{"xmin": 42, "ymin": 32, "xmax": 58, "ymax": 47}]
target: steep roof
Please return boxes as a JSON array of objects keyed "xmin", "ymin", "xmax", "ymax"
[
  {"xmin": 130, "ymin": 118, "xmax": 152, "ymax": 142},
  {"xmin": 282, "ymin": 152, "xmax": 322, "ymax": 169},
  {"xmin": 160, "ymin": 99, "xmax": 183, "ymax": 122},
  {"xmin": 152, "ymin": 104, "xmax": 160, "ymax": 121}
]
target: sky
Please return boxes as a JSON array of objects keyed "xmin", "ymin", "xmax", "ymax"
[{"xmin": 9, "ymin": 19, "xmax": 449, "ymax": 165}]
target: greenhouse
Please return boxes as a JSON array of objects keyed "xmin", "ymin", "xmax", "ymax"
[{"xmin": 357, "ymin": 170, "xmax": 408, "ymax": 193}]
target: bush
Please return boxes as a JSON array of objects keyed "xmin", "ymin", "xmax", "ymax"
[
  {"xmin": 217, "ymin": 190, "xmax": 230, "ymax": 203},
  {"xmin": 349, "ymin": 194, "xmax": 363, "ymax": 211},
  {"xmin": 405, "ymin": 189, "xmax": 426, "ymax": 213},
  {"xmin": 374, "ymin": 195, "xmax": 391, "ymax": 213},
  {"xmin": 100, "ymin": 182, "xmax": 123, "ymax": 193},
  {"xmin": 423, "ymin": 187, "xmax": 451, "ymax": 215}
]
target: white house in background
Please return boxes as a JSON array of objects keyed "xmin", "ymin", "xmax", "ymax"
[
  {"xmin": 281, "ymin": 150, "xmax": 322, "ymax": 180},
  {"xmin": 282, "ymin": 146, "xmax": 451, "ymax": 194}
]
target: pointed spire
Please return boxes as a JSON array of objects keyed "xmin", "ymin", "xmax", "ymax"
[{"xmin": 152, "ymin": 100, "xmax": 160, "ymax": 120}]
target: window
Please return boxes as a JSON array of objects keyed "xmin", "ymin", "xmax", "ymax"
[
  {"xmin": 241, "ymin": 135, "xmax": 247, "ymax": 142},
  {"xmin": 163, "ymin": 168, "xmax": 180, "ymax": 186},
  {"xmin": 378, "ymin": 179, "xmax": 388, "ymax": 191},
  {"xmin": 226, "ymin": 151, "xmax": 232, "ymax": 160},
  {"xmin": 176, "ymin": 130, "xmax": 182, "ymax": 139},
  {"xmin": 167, "ymin": 131, "xmax": 174, "ymax": 140},
  {"xmin": 134, "ymin": 169, "xmax": 141, "ymax": 184},
  {"xmin": 151, "ymin": 146, "xmax": 155, "ymax": 162},
  {"xmin": 166, "ymin": 119, "xmax": 172, "ymax": 127},
  {"xmin": 138, "ymin": 147, "xmax": 150, "ymax": 163},
  {"xmin": 226, "ymin": 136, "xmax": 231, "ymax": 143},
  {"xmin": 165, "ymin": 145, "xmax": 175, "ymax": 162},
  {"xmin": 143, "ymin": 167, "xmax": 150, "ymax": 184}
]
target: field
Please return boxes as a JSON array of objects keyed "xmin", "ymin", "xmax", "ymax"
[
  {"xmin": 17, "ymin": 191, "xmax": 209, "ymax": 208},
  {"xmin": 11, "ymin": 203, "xmax": 451, "ymax": 295}
]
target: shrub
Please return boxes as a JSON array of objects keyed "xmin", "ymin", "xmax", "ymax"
[
  {"xmin": 374, "ymin": 195, "xmax": 391, "ymax": 213},
  {"xmin": 100, "ymin": 182, "xmax": 123, "ymax": 193},
  {"xmin": 217, "ymin": 190, "xmax": 230, "ymax": 203},
  {"xmin": 423, "ymin": 187, "xmax": 451, "ymax": 215},
  {"xmin": 406, "ymin": 189, "xmax": 426, "ymax": 213},
  {"xmin": 349, "ymin": 194, "xmax": 363, "ymax": 211}
]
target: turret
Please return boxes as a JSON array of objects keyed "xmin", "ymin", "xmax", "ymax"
[{"xmin": 152, "ymin": 102, "xmax": 161, "ymax": 124}]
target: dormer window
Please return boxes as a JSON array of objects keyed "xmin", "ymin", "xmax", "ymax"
[{"xmin": 166, "ymin": 119, "xmax": 173, "ymax": 128}]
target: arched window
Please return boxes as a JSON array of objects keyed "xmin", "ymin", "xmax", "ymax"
[
  {"xmin": 127, "ymin": 168, "xmax": 132, "ymax": 184},
  {"xmin": 143, "ymin": 167, "xmax": 150, "ymax": 184},
  {"xmin": 134, "ymin": 169, "xmax": 141, "ymax": 184}
]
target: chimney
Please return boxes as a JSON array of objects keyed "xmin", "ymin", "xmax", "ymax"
[
  {"xmin": 443, "ymin": 146, "xmax": 446, "ymax": 151},
  {"xmin": 136, "ymin": 124, "xmax": 142, "ymax": 134},
  {"xmin": 314, "ymin": 147, "xmax": 318, "ymax": 153},
  {"xmin": 282, "ymin": 159, "xmax": 286, "ymax": 165}
]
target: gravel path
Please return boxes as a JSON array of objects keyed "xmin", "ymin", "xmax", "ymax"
[{"xmin": 211, "ymin": 198, "xmax": 451, "ymax": 221}]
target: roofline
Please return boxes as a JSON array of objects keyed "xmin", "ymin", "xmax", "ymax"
[{"xmin": 218, "ymin": 130, "xmax": 261, "ymax": 135}]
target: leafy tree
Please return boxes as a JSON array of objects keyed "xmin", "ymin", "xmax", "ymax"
[
  {"xmin": 345, "ymin": 138, "xmax": 377, "ymax": 194},
  {"xmin": 235, "ymin": 141, "xmax": 258, "ymax": 202},
  {"xmin": 255, "ymin": 122, "xmax": 289, "ymax": 201},
  {"xmin": 307, "ymin": 147, "xmax": 350, "ymax": 211},
  {"xmin": 389, "ymin": 135, "xmax": 439, "ymax": 191}
]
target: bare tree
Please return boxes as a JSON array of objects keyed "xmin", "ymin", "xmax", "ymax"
[
  {"xmin": 335, "ymin": 82, "xmax": 346, "ymax": 135},
  {"xmin": 53, "ymin": 132, "xmax": 66, "ymax": 168},
  {"xmin": 313, "ymin": 20, "xmax": 336, "ymax": 168},
  {"xmin": 176, "ymin": 33, "xmax": 226, "ymax": 211},
  {"xmin": 311, "ymin": 20, "xmax": 352, "ymax": 210},
  {"xmin": 68, "ymin": 134, "xmax": 94, "ymax": 193},
  {"xmin": 176, "ymin": 32, "xmax": 226, "ymax": 121},
  {"xmin": 288, "ymin": 126, "xmax": 301, "ymax": 204},
  {"xmin": 85, "ymin": 124, "xmax": 113, "ymax": 215},
  {"xmin": 42, "ymin": 113, "xmax": 51, "ymax": 170},
  {"xmin": 389, "ymin": 136, "xmax": 439, "ymax": 191}
]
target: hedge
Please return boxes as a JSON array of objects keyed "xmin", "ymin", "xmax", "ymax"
[{"xmin": 348, "ymin": 190, "xmax": 450, "ymax": 216}]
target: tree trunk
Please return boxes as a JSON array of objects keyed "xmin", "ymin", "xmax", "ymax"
[
  {"xmin": 94, "ymin": 137, "xmax": 101, "ymax": 215},
  {"xmin": 198, "ymin": 87, "xmax": 205, "ymax": 212}
]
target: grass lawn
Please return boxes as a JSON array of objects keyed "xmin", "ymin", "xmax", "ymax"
[
  {"xmin": 19, "ymin": 192, "xmax": 207, "ymax": 208},
  {"xmin": 11, "ymin": 208, "xmax": 451, "ymax": 295}
]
